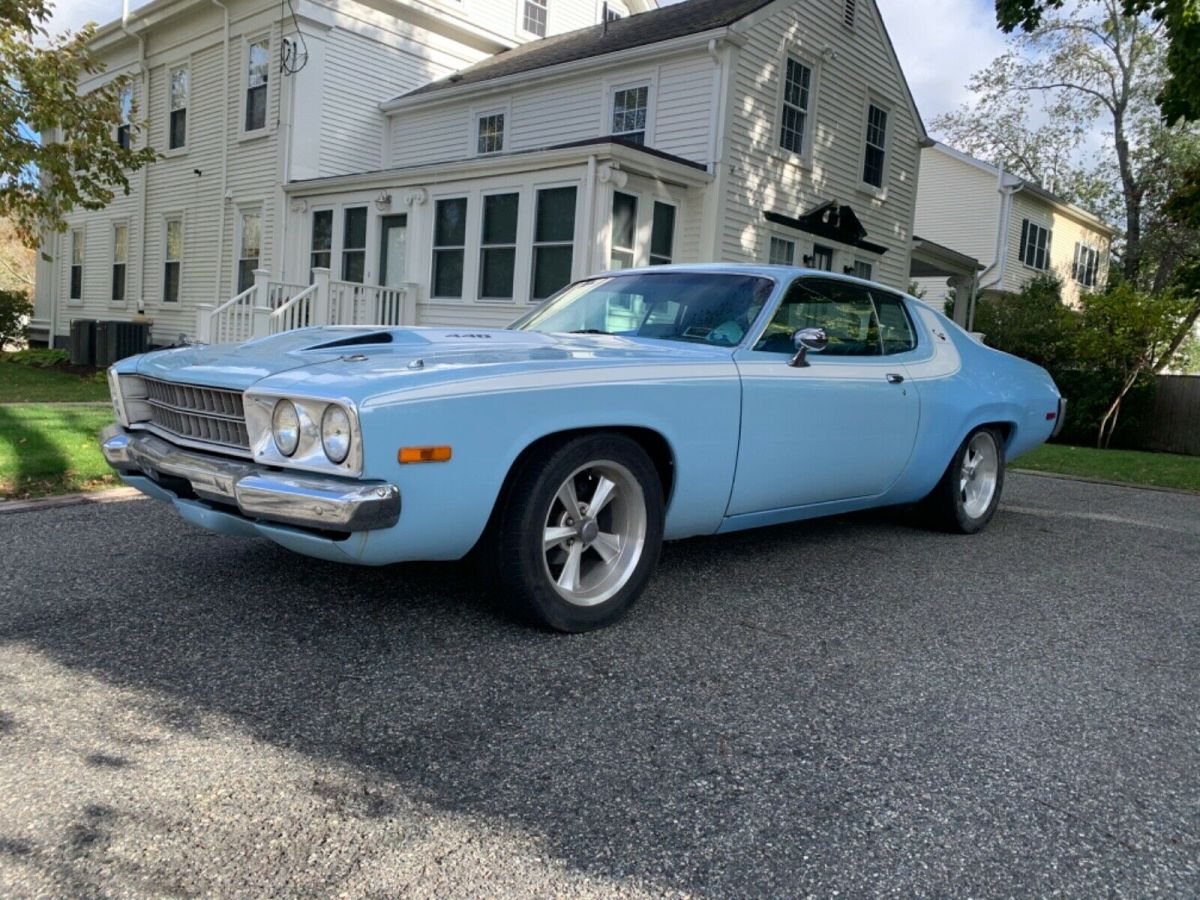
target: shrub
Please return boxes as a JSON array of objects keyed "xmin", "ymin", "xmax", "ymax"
[
  {"xmin": 973, "ymin": 274, "xmax": 1078, "ymax": 370},
  {"xmin": 0, "ymin": 289, "xmax": 32, "ymax": 348}
]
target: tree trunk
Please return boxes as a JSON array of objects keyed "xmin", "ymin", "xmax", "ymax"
[{"xmin": 1112, "ymin": 110, "xmax": 1144, "ymax": 284}]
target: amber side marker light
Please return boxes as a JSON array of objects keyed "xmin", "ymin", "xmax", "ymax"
[{"xmin": 398, "ymin": 446, "xmax": 453, "ymax": 464}]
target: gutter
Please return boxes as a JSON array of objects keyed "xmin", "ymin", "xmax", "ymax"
[
  {"xmin": 975, "ymin": 161, "xmax": 1024, "ymax": 323},
  {"xmin": 120, "ymin": 1, "xmax": 149, "ymax": 313},
  {"xmin": 380, "ymin": 28, "xmax": 737, "ymax": 114}
]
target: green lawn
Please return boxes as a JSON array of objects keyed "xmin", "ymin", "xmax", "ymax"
[
  {"xmin": 1013, "ymin": 443, "xmax": 1200, "ymax": 493},
  {"xmin": 0, "ymin": 404, "xmax": 118, "ymax": 499},
  {"xmin": 0, "ymin": 357, "xmax": 110, "ymax": 403}
]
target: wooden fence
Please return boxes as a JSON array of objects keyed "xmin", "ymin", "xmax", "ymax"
[{"xmin": 1141, "ymin": 375, "xmax": 1200, "ymax": 456}]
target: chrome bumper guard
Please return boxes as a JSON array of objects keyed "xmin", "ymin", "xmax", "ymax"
[
  {"xmin": 100, "ymin": 425, "xmax": 400, "ymax": 533},
  {"xmin": 1052, "ymin": 396, "xmax": 1067, "ymax": 439}
]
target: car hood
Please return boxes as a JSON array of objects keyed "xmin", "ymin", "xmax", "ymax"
[{"xmin": 134, "ymin": 326, "xmax": 731, "ymax": 393}]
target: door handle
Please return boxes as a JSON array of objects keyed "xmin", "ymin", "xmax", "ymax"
[{"xmin": 886, "ymin": 373, "xmax": 904, "ymax": 384}]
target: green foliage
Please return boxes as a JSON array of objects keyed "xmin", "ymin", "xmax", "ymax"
[
  {"xmin": 0, "ymin": 0, "xmax": 158, "ymax": 249},
  {"xmin": 1, "ymin": 346, "xmax": 68, "ymax": 366},
  {"xmin": 0, "ymin": 404, "xmax": 117, "ymax": 498},
  {"xmin": 1013, "ymin": 442, "xmax": 1200, "ymax": 492},
  {"xmin": 0, "ymin": 288, "xmax": 32, "ymax": 347},
  {"xmin": 994, "ymin": 0, "xmax": 1200, "ymax": 123},
  {"xmin": 973, "ymin": 273, "xmax": 1078, "ymax": 369}
]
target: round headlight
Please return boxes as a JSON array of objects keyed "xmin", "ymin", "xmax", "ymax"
[
  {"xmin": 271, "ymin": 400, "xmax": 300, "ymax": 456},
  {"xmin": 321, "ymin": 404, "xmax": 352, "ymax": 464}
]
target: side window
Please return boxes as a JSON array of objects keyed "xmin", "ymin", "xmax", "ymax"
[
  {"xmin": 870, "ymin": 289, "xmax": 917, "ymax": 354},
  {"xmin": 755, "ymin": 278, "xmax": 880, "ymax": 356}
]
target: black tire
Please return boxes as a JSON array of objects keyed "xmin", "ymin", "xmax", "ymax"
[
  {"xmin": 925, "ymin": 426, "xmax": 1006, "ymax": 534},
  {"xmin": 493, "ymin": 433, "xmax": 665, "ymax": 632}
]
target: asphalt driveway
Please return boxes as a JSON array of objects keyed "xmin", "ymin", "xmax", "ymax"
[{"xmin": 0, "ymin": 473, "xmax": 1197, "ymax": 897}]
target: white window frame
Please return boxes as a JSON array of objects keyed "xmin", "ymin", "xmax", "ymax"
[
  {"xmin": 116, "ymin": 83, "xmax": 133, "ymax": 150},
  {"xmin": 768, "ymin": 235, "xmax": 796, "ymax": 266},
  {"xmin": 68, "ymin": 228, "xmax": 85, "ymax": 304},
  {"xmin": 609, "ymin": 190, "xmax": 639, "ymax": 269},
  {"xmin": 648, "ymin": 199, "xmax": 677, "ymax": 266},
  {"xmin": 471, "ymin": 102, "xmax": 511, "ymax": 156},
  {"xmin": 774, "ymin": 51, "xmax": 818, "ymax": 165},
  {"xmin": 1019, "ymin": 219, "xmax": 1052, "ymax": 271},
  {"xmin": 1072, "ymin": 241, "xmax": 1100, "ymax": 287},
  {"xmin": 430, "ymin": 194, "xmax": 471, "ymax": 301},
  {"xmin": 859, "ymin": 97, "xmax": 890, "ymax": 195},
  {"xmin": 241, "ymin": 35, "xmax": 270, "ymax": 137},
  {"xmin": 477, "ymin": 188, "xmax": 522, "ymax": 302},
  {"xmin": 110, "ymin": 220, "xmax": 129, "ymax": 306},
  {"xmin": 607, "ymin": 78, "xmax": 654, "ymax": 145},
  {"xmin": 162, "ymin": 214, "xmax": 184, "ymax": 304},
  {"xmin": 851, "ymin": 258, "xmax": 874, "ymax": 281},
  {"xmin": 166, "ymin": 63, "xmax": 189, "ymax": 153},
  {"xmin": 519, "ymin": 0, "xmax": 549, "ymax": 37},
  {"xmin": 235, "ymin": 205, "xmax": 263, "ymax": 294},
  {"xmin": 308, "ymin": 207, "xmax": 334, "ymax": 277},
  {"xmin": 529, "ymin": 180, "xmax": 580, "ymax": 303}
]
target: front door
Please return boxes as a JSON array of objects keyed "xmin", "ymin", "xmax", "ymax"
[
  {"xmin": 378, "ymin": 214, "xmax": 408, "ymax": 287},
  {"xmin": 727, "ymin": 276, "xmax": 921, "ymax": 515}
]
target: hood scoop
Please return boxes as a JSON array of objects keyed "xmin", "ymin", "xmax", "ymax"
[{"xmin": 303, "ymin": 331, "xmax": 394, "ymax": 351}]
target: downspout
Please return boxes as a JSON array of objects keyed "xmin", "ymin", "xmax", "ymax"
[
  {"xmin": 582, "ymin": 155, "xmax": 597, "ymax": 273},
  {"xmin": 211, "ymin": 0, "xmax": 230, "ymax": 302},
  {"xmin": 120, "ymin": 2, "xmax": 148, "ymax": 316}
]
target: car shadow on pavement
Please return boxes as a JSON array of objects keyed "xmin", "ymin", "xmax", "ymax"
[{"xmin": 3, "ymin": 493, "xmax": 1198, "ymax": 895}]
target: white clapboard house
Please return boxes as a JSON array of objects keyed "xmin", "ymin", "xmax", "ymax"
[{"xmin": 32, "ymin": 0, "xmax": 928, "ymax": 346}]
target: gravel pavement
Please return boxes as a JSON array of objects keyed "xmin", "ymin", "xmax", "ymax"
[{"xmin": 0, "ymin": 473, "xmax": 1197, "ymax": 897}]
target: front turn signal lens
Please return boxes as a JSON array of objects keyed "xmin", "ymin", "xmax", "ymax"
[{"xmin": 398, "ymin": 446, "xmax": 452, "ymax": 464}]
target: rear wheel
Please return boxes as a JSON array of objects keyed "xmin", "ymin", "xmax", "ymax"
[
  {"xmin": 926, "ymin": 426, "xmax": 1005, "ymax": 534},
  {"xmin": 495, "ymin": 434, "xmax": 665, "ymax": 632}
]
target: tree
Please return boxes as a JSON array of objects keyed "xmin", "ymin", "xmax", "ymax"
[
  {"xmin": 935, "ymin": 0, "xmax": 1168, "ymax": 283},
  {"xmin": 995, "ymin": 0, "xmax": 1200, "ymax": 123},
  {"xmin": 0, "ymin": 0, "xmax": 157, "ymax": 249}
]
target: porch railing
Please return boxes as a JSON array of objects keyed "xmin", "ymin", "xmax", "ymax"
[{"xmin": 195, "ymin": 268, "xmax": 418, "ymax": 343}]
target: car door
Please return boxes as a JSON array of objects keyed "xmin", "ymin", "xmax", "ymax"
[{"xmin": 727, "ymin": 276, "xmax": 921, "ymax": 515}]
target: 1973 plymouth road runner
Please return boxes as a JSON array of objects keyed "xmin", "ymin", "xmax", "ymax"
[{"xmin": 101, "ymin": 265, "xmax": 1064, "ymax": 631}]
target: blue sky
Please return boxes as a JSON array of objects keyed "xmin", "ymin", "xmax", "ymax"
[{"xmin": 44, "ymin": 0, "xmax": 1009, "ymax": 128}]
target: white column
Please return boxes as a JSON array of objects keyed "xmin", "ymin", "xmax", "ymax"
[{"xmin": 312, "ymin": 267, "xmax": 331, "ymax": 326}]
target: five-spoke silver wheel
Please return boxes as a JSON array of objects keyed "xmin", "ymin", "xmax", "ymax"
[
  {"xmin": 542, "ymin": 460, "xmax": 648, "ymax": 607},
  {"xmin": 959, "ymin": 430, "xmax": 1000, "ymax": 520}
]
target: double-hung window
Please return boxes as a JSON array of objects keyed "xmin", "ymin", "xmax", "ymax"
[
  {"xmin": 779, "ymin": 57, "xmax": 812, "ymax": 156},
  {"xmin": 862, "ymin": 103, "xmax": 888, "ymax": 187},
  {"xmin": 811, "ymin": 244, "xmax": 833, "ymax": 271},
  {"xmin": 310, "ymin": 210, "xmax": 333, "ymax": 274},
  {"xmin": 237, "ymin": 210, "xmax": 261, "ymax": 294},
  {"xmin": 169, "ymin": 66, "xmax": 188, "ymax": 150},
  {"xmin": 70, "ymin": 230, "xmax": 84, "ymax": 301},
  {"xmin": 245, "ymin": 39, "xmax": 269, "ymax": 132},
  {"xmin": 116, "ymin": 85, "xmax": 132, "ymax": 150},
  {"xmin": 649, "ymin": 202, "xmax": 675, "ymax": 265},
  {"xmin": 852, "ymin": 259, "xmax": 874, "ymax": 280},
  {"xmin": 1019, "ymin": 219, "xmax": 1051, "ymax": 270},
  {"xmin": 523, "ymin": 0, "xmax": 548, "ymax": 36},
  {"xmin": 477, "ymin": 113, "xmax": 505, "ymax": 155},
  {"xmin": 1073, "ymin": 242, "xmax": 1099, "ymax": 287},
  {"xmin": 611, "ymin": 86, "xmax": 648, "ymax": 145},
  {"xmin": 768, "ymin": 236, "xmax": 795, "ymax": 266},
  {"xmin": 480, "ymin": 193, "xmax": 519, "ymax": 300},
  {"xmin": 531, "ymin": 187, "xmax": 576, "ymax": 300},
  {"xmin": 432, "ymin": 198, "xmax": 468, "ymax": 299},
  {"xmin": 610, "ymin": 192, "xmax": 637, "ymax": 269},
  {"xmin": 111, "ymin": 224, "xmax": 127, "ymax": 303},
  {"xmin": 163, "ymin": 218, "xmax": 183, "ymax": 303},
  {"xmin": 341, "ymin": 207, "xmax": 367, "ymax": 282}
]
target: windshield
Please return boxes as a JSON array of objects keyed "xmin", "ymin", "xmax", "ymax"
[{"xmin": 512, "ymin": 271, "xmax": 777, "ymax": 347}]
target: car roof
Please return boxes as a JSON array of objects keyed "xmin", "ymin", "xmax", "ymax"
[{"xmin": 584, "ymin": 263, "xmax": 907, "ymax": 293}]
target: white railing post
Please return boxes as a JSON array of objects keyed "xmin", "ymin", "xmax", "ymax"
[
  {"xmin": 403, "ymin": 283, "xmax": 418, "ymax": 326},
  {"xmin": 251, "ymin": 306, "xmax": 271, "ymax": 338},
  {"xmin": 253, "ymin": 268, "xmax": 270, "ymax": 310},
  {"xmin": 312, "ymin": 267, "xmax": 331, "ymax": 327},
  {"xmin": 195, "ymin": 304, "xmax": 214, "ymax": 342}
]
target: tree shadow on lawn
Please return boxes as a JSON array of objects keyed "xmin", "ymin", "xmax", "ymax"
[{"xmin": 1, "ymin": 498, "xmax": 1192, "ymax": 894}]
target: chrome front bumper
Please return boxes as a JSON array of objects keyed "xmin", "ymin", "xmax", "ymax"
[{"xmin": 100, "ymin": 425, "xmax": 400, "ymax": 533}]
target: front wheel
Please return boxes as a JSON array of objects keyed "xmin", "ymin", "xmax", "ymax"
[
  {"xmin": 495, "ymin": 434, "xmax": 665, "ymax": 632},
  {"xmin": 926, "ymin": 426, "xmax": 1006, "ymax": 534}
]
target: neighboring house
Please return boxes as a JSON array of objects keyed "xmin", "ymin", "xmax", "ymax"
[
  {"xmin": 33, "ymin": 0, "xmax": 927, "ymax": 347},
  {"xmin": 913, "ymin": 141, "xmax": 1117, "ymax": 317}
]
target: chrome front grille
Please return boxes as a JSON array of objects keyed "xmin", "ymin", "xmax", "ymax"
[{"xmin": 141, "ymin": 378, "xmax": 250, "ymax": 451}]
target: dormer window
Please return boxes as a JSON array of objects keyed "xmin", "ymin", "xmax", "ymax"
[{"xmin": 523, "ymin": 0, "xmax": 548, "ymax": 37}]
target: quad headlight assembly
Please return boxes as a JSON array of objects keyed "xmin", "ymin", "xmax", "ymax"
[{"xmin": 246, "ymin": 394, "xmax": 363, "ymax": 475}]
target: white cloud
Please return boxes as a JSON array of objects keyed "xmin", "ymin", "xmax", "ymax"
[{"xmin": 875, "ymin": 0, "xmax": 1008, "ymax": 127}]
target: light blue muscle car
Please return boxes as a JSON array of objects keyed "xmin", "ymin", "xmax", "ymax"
[{"xmin": 101, "ymin": 265, "xmax": 1064, "ymax": 631}]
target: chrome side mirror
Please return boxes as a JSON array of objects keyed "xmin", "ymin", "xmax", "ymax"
[{"xmin": 788, "ymin": 327, "xmax": 828, "ymax": 367}]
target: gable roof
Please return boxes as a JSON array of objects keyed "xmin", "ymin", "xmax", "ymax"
[{"xmin": 393, "ymin": 0, "xmax": 775, "ymax": 103}]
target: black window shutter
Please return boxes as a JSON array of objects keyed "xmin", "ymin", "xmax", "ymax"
[{"xmin": 1019, "ymin": 219, "xmax": 1030, "ymax": 264}]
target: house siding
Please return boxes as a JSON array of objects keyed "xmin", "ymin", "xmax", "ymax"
[
  {"xmin": 721, "ymin": 0, "xmax": 922, "ymax": 291},
  {"xmin": 913, "ymin": 147, "xmax": 1001, "ymax": 268}
]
